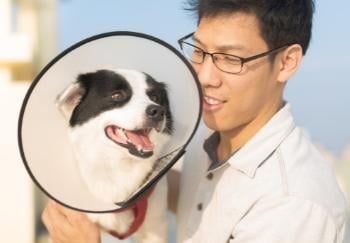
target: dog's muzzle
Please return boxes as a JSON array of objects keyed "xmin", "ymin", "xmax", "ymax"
[
  {"xmin": 144, "ymin": 104, "xmax": 167, "ymax": 132},
  {"xmin": 146, "ymin": 105, "xmax": 165, "ymax": 122},
  {"xmin": 104, "ymin": 104, "xmax": 167, "ymax": 158}
]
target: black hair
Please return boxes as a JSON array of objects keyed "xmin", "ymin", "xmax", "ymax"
[{"xmin": 185, "ymin": 0, "xmax": 315, "ymax": 55}]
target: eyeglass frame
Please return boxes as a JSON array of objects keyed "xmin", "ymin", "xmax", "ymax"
[{"xmin": 178, "ymin": 32, "xmax": 292, "ymax": 74}]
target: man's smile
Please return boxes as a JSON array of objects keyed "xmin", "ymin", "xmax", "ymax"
[{"xmin": 203, "ymin": 95, "xmax": 226, "ymax": 112}]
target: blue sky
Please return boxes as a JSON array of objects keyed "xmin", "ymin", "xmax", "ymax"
[{"xmin": 58, "ymin": 0, "xmax": 350, "ymax": 154}]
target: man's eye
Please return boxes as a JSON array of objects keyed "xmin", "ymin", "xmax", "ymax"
[
  {"xmin": 193, "ymin": 49, "xmax": 203, "ymax": 56},
  {"xmin": 111, "ymin": 91, "xmax": 125, "ymax": 101},
  {"xmin": 223, "ymin": 56, "xmax": 241, "ymax": 65}
]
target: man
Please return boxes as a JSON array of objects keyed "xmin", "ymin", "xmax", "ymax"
[
  {"xmin": 42, "ymin": 0, "xmax": 347, "ymax": 242},
  {"xmin": 172, "ymin": 0, "xmax": 346, "ymax": 242}
]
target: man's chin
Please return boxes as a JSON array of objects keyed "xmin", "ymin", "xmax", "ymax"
[
  {"xmin": 202, "ymin": 114, "xmax": 246, "ymax": 134},
  {"xmin": 202, "ymin": 114, "xmax": 223, "ymax": 131}
]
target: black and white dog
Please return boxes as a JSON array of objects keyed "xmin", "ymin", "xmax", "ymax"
[{"xmin": 56, "ymin": 69, "xmax": 173, "ymax": 243}]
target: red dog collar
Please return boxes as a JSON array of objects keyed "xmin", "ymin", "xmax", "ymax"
[{"xmin": 107, "ymin": 186, "xmax": 155, "ymax": 239}]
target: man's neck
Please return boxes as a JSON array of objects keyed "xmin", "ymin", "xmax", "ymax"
[{"xmin": 217, "ymin": 99, "xmax": 284, "ymax": 162}]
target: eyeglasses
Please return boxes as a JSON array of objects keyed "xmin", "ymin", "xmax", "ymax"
[{"xmin": 178, "ymin": 32, "xmax": 290, "ymax": 74}]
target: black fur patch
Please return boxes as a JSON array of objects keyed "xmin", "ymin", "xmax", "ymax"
[
  {"xmin": 144, "ymin": 73, "xmax": 173, "ymax": 134},
  {"xmin": 70, "ymin": 70, "xmax": 132, "ymax": 126}
]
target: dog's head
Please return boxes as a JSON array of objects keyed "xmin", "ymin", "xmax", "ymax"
[{"xmin": 56, "ymin": 69, "xmax": 173, "ymax": 159}]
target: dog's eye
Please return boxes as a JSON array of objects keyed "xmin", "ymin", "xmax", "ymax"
[
  {"xmin": 149, "ymin": 94, "xmax": 160, "ymax": 103},
  {"xmin": 111, "ymin": 91, "xmax": 125, "ymax": 101}
]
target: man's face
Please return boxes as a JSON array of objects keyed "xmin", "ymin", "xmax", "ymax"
[{"xmin": 193, "ymin": 13, "xmax": 284, "ymax": 133}]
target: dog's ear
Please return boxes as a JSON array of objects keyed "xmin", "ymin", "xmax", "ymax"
[{"xmin": 55, "ymin": 82, "xmax": 86, "ymax": 121}]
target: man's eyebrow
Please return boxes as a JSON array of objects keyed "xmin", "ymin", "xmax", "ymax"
[
  {"xmin": 192, "ymin": 34, "xmax": 246, "ymax": 53},
  {"xmin": 192, "ymin": 35, "xmax": 206, "ymax": 47}
]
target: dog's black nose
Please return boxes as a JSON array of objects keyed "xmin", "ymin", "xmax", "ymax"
[{"xmin": 146, "ymin": 105, "xmax": 165, "ymax": 121}]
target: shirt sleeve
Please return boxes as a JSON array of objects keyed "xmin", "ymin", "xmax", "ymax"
[{"xmin": 229, "ymin": 196, "xmax": 344, "ymax": 243}]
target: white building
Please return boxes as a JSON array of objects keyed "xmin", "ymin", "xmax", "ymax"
[{"xmin": 0, "ymin": 0, "xmax": 57, "ymax": 242}]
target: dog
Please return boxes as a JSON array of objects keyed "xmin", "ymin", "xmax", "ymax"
[{"xmin": 56, "ymin": 68, "xmax": 173, "ymax": 243}]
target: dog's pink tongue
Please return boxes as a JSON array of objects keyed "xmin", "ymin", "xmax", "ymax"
[{"xmin": 125, "ymin": 131, "xmax": 154, "ymax": 152}]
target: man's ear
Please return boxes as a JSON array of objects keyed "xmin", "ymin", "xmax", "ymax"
[
  {"xmin": 55, "ymin": 82, "xmax": 85, "ymax": 121},
  {"xmin": 277, "ymin": 44, "xmax": 303, "ymax": 83}
]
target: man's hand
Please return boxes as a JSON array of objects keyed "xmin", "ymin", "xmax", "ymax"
[{"xmin": 42, "ymin": 200, "xmax": 101, "ymax": 243}]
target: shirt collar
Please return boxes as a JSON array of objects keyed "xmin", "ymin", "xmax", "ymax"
[
  {"xmin": 203, "ymin": 103, "xmax": 296, "ymax": 178},
  {"xmin": 203, "ymin": 131, "xmax": 220, "ymax": 170}
]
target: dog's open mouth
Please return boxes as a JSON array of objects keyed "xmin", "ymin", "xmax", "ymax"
[{"xmin": 105, "ymin": 125, "xmax": 155, "ymax": 158}]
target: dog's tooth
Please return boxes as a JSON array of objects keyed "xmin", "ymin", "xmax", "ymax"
[
  {"xmin": 121, "ymin": 130, "xmax": 128, "ymax": 140},
  {"xmin": 137, "ymin": 144, "xmax": 142, "ymax": 152},
  {"xmin": 117, "ymin": 128, "xmax": 128, "ymax": 141},
  {"xmin": 116, "ymin": 128, "xmax": 122, "ymax": 136}
]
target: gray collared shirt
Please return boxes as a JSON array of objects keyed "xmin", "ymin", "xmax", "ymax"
[{"xmin": 176, "ymin": 103, "xmax": 347, "ymax": 243}]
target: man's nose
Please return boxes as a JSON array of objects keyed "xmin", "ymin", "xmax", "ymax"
[{"xmin": 195, "ymin": 55, "xmax": 222, "ymax": 88}]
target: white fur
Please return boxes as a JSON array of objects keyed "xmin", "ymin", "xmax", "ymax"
[{"xmin": 57, "ymin": 69, "xmax": 169, "ymax": 243}]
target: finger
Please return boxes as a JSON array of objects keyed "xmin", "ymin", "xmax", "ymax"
[
  {"xmin": 42, "ymin": 202, "xmax": 67, "ymax": 242},
  {"xmin": 42, "ymin": 205, "xmax": 54, "ymax": 233},
  {"xmin": 47, "ymin": 200, "xmax": 69, "ymax": 223},
  {"xmin": 51, "ymin": 201, "xmax": 88, "ymax": 226},
  {"xmin": 46, "ymin": 201, "xmax": 73, "ymax": 235}
]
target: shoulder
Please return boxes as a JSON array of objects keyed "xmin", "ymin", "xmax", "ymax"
[
  {"xmin": 273, "ymin": 126, "xmax": 347, "ymax": 228},
  {"xmin": 233, "ymin": 194, "xmax": 346, "ymax": 243}
]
